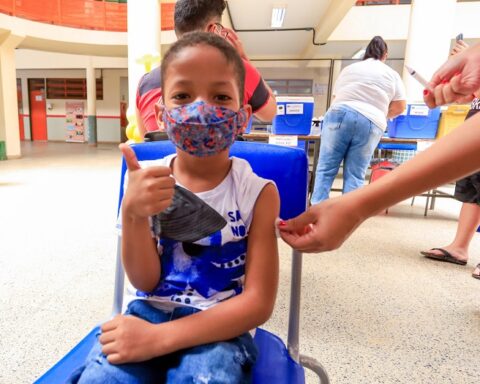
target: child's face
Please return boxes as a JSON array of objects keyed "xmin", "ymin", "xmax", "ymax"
[{"xmin": 162, "ymin": 45, "xmax": 242, "ymax": 112}]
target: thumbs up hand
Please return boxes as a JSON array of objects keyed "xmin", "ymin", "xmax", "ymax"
[{"xmin": 119, "ymin": 143, "xmax": 175, "ymax": 219}]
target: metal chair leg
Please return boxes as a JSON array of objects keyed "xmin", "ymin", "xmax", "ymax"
[
  {"xmin": 424, "ymin": 191, "xmax": 430, "ymax": 217},
  {"xmin": 430, "ymin": 189, "xmax": 436, "ymax": 210},
  {"xmin": 300, "ymin": 354, "xmax": 330, "ymax": 384},
  {"xmin": 287, "ymin": 249, "xmax": 329, "ymax": 383}
]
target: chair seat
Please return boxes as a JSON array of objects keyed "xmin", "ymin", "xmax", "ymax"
[
  {"xmin": 253, "ymin": 328, "xmax": 305, "ymax": 383},
  {"xmin": 35, "ymin": 327, "xmax": 305, "ymax": 383},
  {"xmin": 34, "ymin": 326, "xmax": 100, "ymax": 384}
]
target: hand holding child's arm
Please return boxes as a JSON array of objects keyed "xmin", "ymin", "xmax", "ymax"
[
  {"xmin": 280, "ymin": 112, "xmax": 480, "ymax": 252},
  {"xmin": 120, "ymin": 144, "xmax": 175, "ymax": 292}
]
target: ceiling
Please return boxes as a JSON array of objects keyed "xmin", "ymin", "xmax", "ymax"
[
  {"xmin": 5, "ymin": 0, "xmax": 414, "ymax": 60},
  {"xmin": 226, "ymin": 0, "xmax": 358, "ymax": 59}
]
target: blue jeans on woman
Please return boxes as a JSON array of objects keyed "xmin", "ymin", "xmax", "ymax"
[
  {"xmin": 67, "ymin": 300, "xmax": 257, "ymax": 384},
  {"xmin": 311, "ymin": 104, "xmax": 384, "ymax": 204}
]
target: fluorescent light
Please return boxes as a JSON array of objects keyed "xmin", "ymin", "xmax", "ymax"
[
  {"xmin": 271, "ymin": 6, "xmax": 286, "ymax": 28},
  {"xmin": 352, "ymin": 48, "xmax": 366, "ymax": 59}
]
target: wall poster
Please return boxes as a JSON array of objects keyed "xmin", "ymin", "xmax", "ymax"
[{"xmin": 65, "ymin": 101, "xmax": 85, "ymax": 142}]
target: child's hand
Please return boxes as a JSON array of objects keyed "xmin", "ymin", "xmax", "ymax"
[
  {"xmin": 99, "ymin": 315, "xmax": 165, "ymax": 364},
  {"xmin": 120, "ymin": 144, "xmax": 175, "ymax": 219}
]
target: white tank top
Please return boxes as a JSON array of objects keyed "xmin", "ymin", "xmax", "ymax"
[{"xmin": 119, "ymin": 154, "xmax": 273, "ymax": 311}]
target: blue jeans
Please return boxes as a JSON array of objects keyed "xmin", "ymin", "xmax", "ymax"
[
  {"xmin": 67, "ymin": 300, "xmax": 257, "ymax": 384},
  {"xmin": 311, "ymin": 105, "xmax": 384, "ymax": 204}
]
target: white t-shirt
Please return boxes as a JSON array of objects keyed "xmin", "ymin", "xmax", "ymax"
[
  {"xmin": 331, "ymin": 58, "xmax": 406, "ymax": 130},
  {"xmin": 120, "ymin": 154, "xmax": 273, "ymax": 311}
]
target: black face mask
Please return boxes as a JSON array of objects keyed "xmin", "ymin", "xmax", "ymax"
[{"xmin": 151, "ymin": 185, "xmax": 227, "ymax": 243}]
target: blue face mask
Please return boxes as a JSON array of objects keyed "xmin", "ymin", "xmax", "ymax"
[{"xmin": 162, "ymin": 101, "xmax": 248, "ymax": 157}]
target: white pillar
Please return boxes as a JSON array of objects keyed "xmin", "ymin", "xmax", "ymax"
[
  {"xmin": 86, "ymin": 58, "xmax": 97, "ymax": 146},
  {"xmin": 403, "ymin": 0, "xmax": 457, "ymax": 102},
  {"xmin": 0, "ymin": 33, "xmax": 24, "ymax": 159},
  {"xmin": 127, "ymin": 0, "xmax": 161, "ymax": 111}
]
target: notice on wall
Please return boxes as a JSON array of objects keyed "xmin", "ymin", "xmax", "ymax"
[
  {"xmin": 65, "ymin": 101, "xmax": 85, "ymax": 143},
  {"xmin": 286, "ymin": 103, "xmax": 303, "ymax": 115},
  {"xmin": 268, "ymin": 135, "xmax": 298, "ymax": 147}
]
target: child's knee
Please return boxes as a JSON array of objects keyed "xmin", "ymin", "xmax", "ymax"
[{"xmin": 169, "ymin": 337, "xmax": 257, "ymax": 383}]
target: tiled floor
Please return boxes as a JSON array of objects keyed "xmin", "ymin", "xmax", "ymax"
[{"xmin": 1, "ymin": 141, "xmax": 479, "ymax": 384}]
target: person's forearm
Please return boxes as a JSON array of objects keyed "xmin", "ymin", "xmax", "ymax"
[
  {"xmin": 121, "ymin": 213, "xmax": 160, "ymax": 292},
  {"xmin": 387, "ymin": 106, "xmax": 401, "ymax": 119},
  {"xmin": 356, "ymin": 112, "xmax": 480, "ymax": 219},
  {"xmin": 152, "ymin": 291, "xmax": 273, "ymax": 355},
  {"xmin": 135, "ymin": 107, "xmax": 146, "ymax": 138},
  {"xmin": 253, "ymin": 94, "xmax": 277, "ymax": 122}
]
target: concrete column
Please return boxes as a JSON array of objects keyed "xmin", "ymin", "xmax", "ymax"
[
  {"xmin": 86, "ymin": 58, "xmax": 97, "ymax": 146},
  {"xmin": 127, "ymin": 0, "xmax": 161, "ymax": 111},
  {"xmin": 0, "ymin": 33, "xmax": 24, "ymax": 159},
  {"xmin": 403, "ymin": 0, "xmax": 457, "ymax": 102}
]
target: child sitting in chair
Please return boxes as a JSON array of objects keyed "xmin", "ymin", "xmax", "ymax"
[{"xmin": 69, "ymin": 32, "xmax": 280, "ymax": 383}]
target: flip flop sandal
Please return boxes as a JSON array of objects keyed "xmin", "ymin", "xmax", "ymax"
[
  {"xmin": 472, "ymin": 263, "xmax": 480, "ymax": 280},
  {"xmin": 420, "ymin": 248, "xmax": 468, "ymax": 266}
]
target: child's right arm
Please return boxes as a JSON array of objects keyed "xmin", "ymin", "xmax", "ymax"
[{"xmin": 119, "ymin": 144, "xmax": 175, "ymax": 292}]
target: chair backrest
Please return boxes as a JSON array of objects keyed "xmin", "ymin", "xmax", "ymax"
[{"xmin": 119, "ymin": 141, "xmax": 308, "ymax": 220}]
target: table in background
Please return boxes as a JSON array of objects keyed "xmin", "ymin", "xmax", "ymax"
[{"xmin": 243, "ymin": 134, "xmax": 424, "ymax": 195}]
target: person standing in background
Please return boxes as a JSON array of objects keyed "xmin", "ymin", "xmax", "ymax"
[
  {"xmin": 135, "ymin": 0, "xmax": 277, "ymax": 137},
  {"xmin": 421, "ymin": 39, "xmax": 480, "ymax": 280},
  {"xmin": 310, "ymin": 36, "xmax": 406, "ymax": 204},
  {"xmin": 278, "ymin": 42, "xmax": 480, "ymax": 254}
]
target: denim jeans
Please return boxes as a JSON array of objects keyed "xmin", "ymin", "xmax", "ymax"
[
  {"xmin": 311, "ymin": 104, "xmax": 384, "ymax": 204},
  {"xmin": 67, "ymin": 300, "xmax": 257, "ymax": 384}
]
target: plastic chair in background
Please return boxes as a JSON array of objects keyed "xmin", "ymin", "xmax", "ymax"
[{"xmin": 34, "ymin": 141, "xmax": 329, "ymax": 384}]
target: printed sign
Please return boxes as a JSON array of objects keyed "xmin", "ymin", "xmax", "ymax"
[
  {"xmin": 268, "ymin": 135, "xmax": 298, "ymax": 147},
  {"xmin": 65, "ymin": 101, "xmax": 85, "ymax": 143},
  {"xmin": 286, "ymin": 103, "xmax": 303, "ymax": 114},
  {"xmin": 416, "ymin": 140, "xmax": 434, "ymax": 152},
  {"xmin": 276, "ymin": 104, "xmax": 285, "ymax": 115},
  {"xmin": 409, "ymin": 105, "xmax": 429, "ymax": 116}
]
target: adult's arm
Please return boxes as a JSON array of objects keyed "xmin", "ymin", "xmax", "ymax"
[
  {"xmin": 387, "ymin": 100, "xmax": 406, "ymax": 119},
  {"xmin": 254, "ymin": 91, "xmax": 277, "ymax": 122},
  {"xmin": 279, "ymin": 112, "xmax": 480, "ymax": 252},
  {"xmin": 136, "ymin": 106, "xmax": 147, "ymax": 137}
]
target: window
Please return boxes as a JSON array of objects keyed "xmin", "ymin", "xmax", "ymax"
[
  {"xmin": 28, "ymin": 78, "xmax": 45, "ymax": 92},
  {"xmin": 266, "ymin": 79, "xmax": 313, "ymax": 96},
  {"xmin": 46, "ymin": 78, "xmax": 103, "ymax": 100}
]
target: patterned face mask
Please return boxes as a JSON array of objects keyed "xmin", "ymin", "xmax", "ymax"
[{"xmin": 162, "ymin": 101, "xmax": 248, "ymax": 157}]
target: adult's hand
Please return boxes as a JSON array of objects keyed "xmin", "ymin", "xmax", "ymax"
[
  {"xmin": 222, "ymin": 27, "xmax": 249, "ymax": 61},
  {"xmin": 277, "ymin": 195, "xmax": 366, "ymax": 253},
  {"xmin": 450, "ymin": 39, "xmax": 468, "ymax": 56},
  {"xmin": 424, "ymin": 43, "xmax": 480, "ymax": 108}
]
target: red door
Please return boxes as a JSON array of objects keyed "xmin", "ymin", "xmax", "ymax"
[{"xmin": 29, "ymin": 90, "xmax": 47, "ymax": 141}]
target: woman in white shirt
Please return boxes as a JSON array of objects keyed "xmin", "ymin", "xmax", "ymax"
[{"xmin": 311, "ymin": 36, "xmax": 406, "ymax": 204}]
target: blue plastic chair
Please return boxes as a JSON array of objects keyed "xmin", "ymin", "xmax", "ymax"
[{"xmin": 34, "ymin": 141, "xmax": 329, "ymax": 383}]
